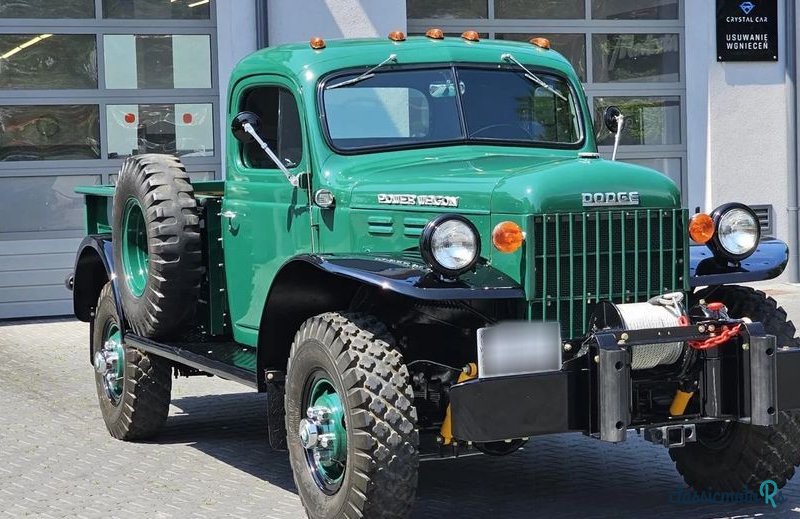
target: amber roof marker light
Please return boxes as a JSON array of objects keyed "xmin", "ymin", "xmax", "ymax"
[
  {"xmin": 530, "ymin": 37, "xmax": 551, "ymax": 49},
  {"xmin": 426, "ymin": 28, "xmax": 444, "ymax": 40},
  {"xmin": 461, "ymin": 31, "xmax": 480, "ymax": 42},
  {"xmin": 388, "ymin": 31, "xmax": 406, "ymax": 42},
  {"xmin": 689, "ymin": 213, "xmax": 715, "ymax": 244},
  {"xmin": 309, "ymin": 37, "xmax": 326, "ymax": 50}
]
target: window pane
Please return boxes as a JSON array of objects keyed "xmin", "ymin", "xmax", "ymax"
[
  {"xmin": 0, "ymin": 0, "xmax": 94, "ymax": 18},
  {"xmin": 496, "ymin": 33, "xmax": 586, "ymax": 81},
  {"xmin": 104, "ymin": 35, "xmax": 212, "ymax": 89},
  {"xmin": 0, "ymin": 34, "xmax": 97, "ymax": 89},
  {"xmin": 495, "ymin": 0, "xmax": 584, "ymax": 19},
  {"xmin": 103, "ymin": 0, "xmax": 211, "ymax": 19},
  {"xmin": 622, "ymin": 157, "xmax": 681, "ymax": 186},
  {"xmin": 407, "ymin": 0, "xmax": 487, "ymax": 19},
  {"xmin": 0, "ymin": 105, "xmax": 99, "ymax": 161},
  {"xmin": 592, "ymin": 0, "xmax": 678, "ymax": 20},
  {"xmin": 0, "ymin": 175, "xmax": 100, "ymax": 233},
  {"xmin": 594, "ymin": 97, "xmax": 681, "ymax": 146},
  {"xmin": 592, "ymin": 33, "xmax": 680, "ymax": 82},
  {"xmin": 107, "ymin": 103, "xmax": 214, "ymax": 158}
]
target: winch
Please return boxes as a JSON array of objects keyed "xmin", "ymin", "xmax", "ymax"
[{"xmin": 590, "ymin": 293, "xmax": 687, "ymax": 370}]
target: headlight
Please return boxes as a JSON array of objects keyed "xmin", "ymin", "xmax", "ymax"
[
  {"xmin": 420, "ymin": 215, "xmax": 480, "ymax": 277},
  {"xmin": 710, "ymin": 203, "xmax": 760, "ymax": 260}
]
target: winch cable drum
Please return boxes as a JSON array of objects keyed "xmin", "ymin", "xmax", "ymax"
[{"xmin": 590, "ymin": 293, "xmax": 687, "ymax": 370}]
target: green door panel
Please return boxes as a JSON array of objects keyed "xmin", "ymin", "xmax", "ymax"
[{"xmin": 223, "ymin": 74, "xmax": 313, "ymax": 346}]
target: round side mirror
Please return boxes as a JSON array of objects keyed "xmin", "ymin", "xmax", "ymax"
[
  {"xmin": 603, "ymin": 106, "xmax": 624, "ymax": 134},
  {"xmin": 231, "ymin": 111, "xmax": 262, "ymax": 143}
]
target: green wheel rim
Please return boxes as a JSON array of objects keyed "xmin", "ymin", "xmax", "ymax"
[
  {"xmin": 122, "ymin": 197, "xmax": 148, "ymax": 297},
  {"xmin": 302, "ymin": 375, "xmax": 348, "ymax": 494}
]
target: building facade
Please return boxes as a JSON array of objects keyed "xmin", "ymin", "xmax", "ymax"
[{"xmin": 0, "ymin": 0, "xmax": 795, "ymax": 318}]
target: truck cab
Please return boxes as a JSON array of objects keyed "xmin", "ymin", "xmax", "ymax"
[{"xmin": 69, "ymin": 32, "xmax": 800, "ymax": 519}]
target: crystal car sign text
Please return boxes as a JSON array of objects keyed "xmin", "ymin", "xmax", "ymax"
[{"xmin": 716, "ymin": 0, "xmax": 778, "ymax": 62}]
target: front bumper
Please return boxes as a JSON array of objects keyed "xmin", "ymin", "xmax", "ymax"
[{"xmin": 450, "ymin": 321, "xmax": 800, "ymax": 443}]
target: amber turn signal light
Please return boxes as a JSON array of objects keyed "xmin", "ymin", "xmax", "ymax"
[
  {"xmin": 309, "ymin": 37, "xmax": 326, "ymax": 50},
  {"xmin": 388, "ymin": 31, "xmax": 406, "ymax": 42},
  {"xmin": 426, "ymin": 28, "xmax": 444, "ymax": 40},
  {"xmin": 492, "ymin": 221, "xmax": 525, "ymax": 253},
  {"xmin": 689, "ymin": 213, "xmax": 715, "ymax": 244},
  {"xmin": 461, "ymin": 31, "xmax": 480, "ymax": 42},
  {"xmin": 529, "ymin": 37, "xmax": 551, "ymax": 49}
]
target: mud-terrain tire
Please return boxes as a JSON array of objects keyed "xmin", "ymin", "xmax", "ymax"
[
  {"xmin": 285, "ymin": 312, "xmax": 419, "ymax": 519},
  {"xmin": 670, "ymin": 285, "xmax": 800, "ymax": 491},
  {"xmin": 112, "ymin": 154, "xmax": 202, "ymax": 338},
  {"xmin": 92, "ymin": 282, "xmax": 172, "ymax": 440}
]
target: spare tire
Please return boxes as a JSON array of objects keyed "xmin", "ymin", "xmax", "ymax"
[{"xmin": 112, "ymin": 154, "xmax": 202, "ymax": 338}]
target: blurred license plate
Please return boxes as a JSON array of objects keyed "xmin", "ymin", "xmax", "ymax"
[{"xmin": 477, "ymin": 322, "xmax": 562, "ymax": 379}]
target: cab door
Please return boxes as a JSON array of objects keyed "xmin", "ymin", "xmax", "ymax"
[{"xmin": 222, "ymin": 76, "xmax": 312, "ymax": 346}]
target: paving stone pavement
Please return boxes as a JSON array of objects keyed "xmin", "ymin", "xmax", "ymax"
[{"xmin": 3, "ymin": 283, "xmax": 800, "ymax": 518}]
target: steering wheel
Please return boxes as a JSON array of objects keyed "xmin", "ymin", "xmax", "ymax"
[{"xmin": 469, "ymin": 123, "xmax": 534, "ymax": 140}]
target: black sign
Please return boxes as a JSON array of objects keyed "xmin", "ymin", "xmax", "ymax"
[{"xmin": 717, "ymin": 0, "xmax": 778, "ymax": 61}]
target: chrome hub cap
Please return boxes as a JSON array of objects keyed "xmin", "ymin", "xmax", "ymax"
[
  {"xmin": 300, "ymin": 377, "xmax": 347, "ymax": 494},
  {"xmin": 96, "ymin": 326, "xmax": 124, "ymax": 404}
]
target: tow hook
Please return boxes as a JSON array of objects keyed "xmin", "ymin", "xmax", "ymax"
[{"xmin": 644, "ymin": 424, "xmax": 696, "ymax": 448}]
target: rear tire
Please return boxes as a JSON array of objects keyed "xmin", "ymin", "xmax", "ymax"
[
  {"xmin": 112, "ymin": 154, "xmax": 202, "ymax": 338},
  {"xmin": 669, "ymin": 285, "xmax": 800, "ymax": 491},
  {"xmin": 92, "ymin": 282, "xmax": 172, "ymax": 440},
  {"xmin": 285, "ymin": 312, "xmax": 419, "ymax": 519}
]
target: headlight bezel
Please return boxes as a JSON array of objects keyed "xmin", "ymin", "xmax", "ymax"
[
  {"xmin": 709, "ymin": 202, "xmax": 761, "ymax": 261},
  {"xmin": 419, "ymin": 214, "xmax": 481, "ymax": 277}
]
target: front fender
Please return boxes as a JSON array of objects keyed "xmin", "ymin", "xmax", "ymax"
[
  {"xmin": 689, "ymin": 238, "xmax": 789, "ymax": 287},
  {"xmin": 294, "ymin": 253, "xmax": 524, "ymax": 300}
]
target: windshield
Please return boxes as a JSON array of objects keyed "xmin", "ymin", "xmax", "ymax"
[{"xmin": 322, "ymin": 66, "xmax": 582, "ymax": 152}]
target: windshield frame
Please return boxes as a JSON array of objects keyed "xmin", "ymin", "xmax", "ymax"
[{"xmin": 317, "ymin": 62, "xmax": 586, "ymax": 155}]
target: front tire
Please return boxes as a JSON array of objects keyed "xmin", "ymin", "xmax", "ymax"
[
  {"xmin": 670, "ymin": 285, "xmax": 800, "ymax": 491},
  {"xmin": 285, "ymin": 312, "xmax": 419, "ymax": 519},
  {"xmin": 92, "ymin": 282, "xmax": 172, "ymax": 440}
]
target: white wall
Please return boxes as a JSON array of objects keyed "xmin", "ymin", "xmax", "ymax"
[
  {"xmin": 216, "ymin": 0, "xmax": 259, "ymax": 170},
  {"xmin": 686, "ymin": 0, "xmax": 795, "ymax": 280},
  {"xmin": 268, "ymin": 0, "xmax": 406, "ymax": 45}
]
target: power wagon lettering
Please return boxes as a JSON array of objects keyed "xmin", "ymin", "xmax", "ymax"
[{"xmin": 377, "ymin": 194, "xmax": 460, "ymax": 208}]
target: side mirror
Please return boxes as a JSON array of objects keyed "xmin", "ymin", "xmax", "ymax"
[
  {"xmin": 231, "ymin": 111, "xmax": 262, "ymax": 143},
  {"xmin": 603, "ymin": 106, "xmax": 623, "ymax": 134}
]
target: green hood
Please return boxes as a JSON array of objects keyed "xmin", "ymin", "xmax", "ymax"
[{"xmin": 329, "ymin": 147, "xmax": 681, "ymax": 214}]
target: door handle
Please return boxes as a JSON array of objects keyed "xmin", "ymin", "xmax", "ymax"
[{"xmin": 218, "ymin": 210, "xmax": 238, "ymax": 232}]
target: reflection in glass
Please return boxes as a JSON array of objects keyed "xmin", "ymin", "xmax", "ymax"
[
  {"xmin": 594, "ymin": 97, "xmax": 681, "ymax": 146},
  {"xmin": 0, "ymin": 105, "xmax": 100, "ymax": 161},
  {"xmin": 107, "ymin": 103, "xmax": 214, "ymax": 158},
  {"xmin": 407, "ymin": 0, "xmax": 487, "ymax": 18},
  {"xmin": 592, "ymin": 0, "xmax": 678, "ymax": 20},
  {"xmin": 496, "ymin": 33, "xmax": 586, "ymax": 81},
  {"xmin": 0, "ymin": 0, "xmax": 94, "ymax": 18},
  {"xmin": 495, "ymin": 0, "xmax": 584, "ymax": 19},
  {"xmin": 0, "ymin": 34, "xmax": 97, "ymax": 89},
  {"xmin": 104, "ymin": 35, "xmax": 212, "ymax": 89},
  {"xmin": 592, "ymin": 33, "xmax": 680, "ymax": 82},
  {"xmin": 0, "ymin": 175, "xmax": 100, "ymax": 233},
  {"xmin": 103, "ymin": 0, "xmax": 211, "ymax": 19}
]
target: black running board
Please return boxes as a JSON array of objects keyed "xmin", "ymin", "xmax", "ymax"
[{"xmin": 125, "ymin": 334, "xmax": 258, "ymax": 389}]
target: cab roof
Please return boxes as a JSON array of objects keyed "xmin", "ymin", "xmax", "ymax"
[{"xmin": 230, "ymin": 36, "xmax": 578, "ymax": 88}]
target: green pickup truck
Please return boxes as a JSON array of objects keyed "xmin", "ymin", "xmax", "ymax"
[{"xmin": 69, "ymin": 31, "xmax": 800, "ymax": 518}]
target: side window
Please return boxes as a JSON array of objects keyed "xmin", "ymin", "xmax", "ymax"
[{"xmin": 241, "ymin": 86, "xmax": 303, "ymax": 169}]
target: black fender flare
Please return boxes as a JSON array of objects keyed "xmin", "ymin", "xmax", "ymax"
[
  {"xmin": 689, "ymin": 238, "xmax": 789, "ymax": 287},
  {"xmin": 291, "ymin": 253, "xmax": 524, "ymax": 300},
  {"xmin": 255, "ymin": 253, "xmax": 524, "ymax": 389},
  {"xmin": 71, "ymin": 234, "xmax": 124, "ymax": 326}
]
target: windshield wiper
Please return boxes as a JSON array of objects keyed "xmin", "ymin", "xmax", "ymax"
[
  {"xmin": 501, "ymin": 53, "xmax": 567, "ymax": 101},
  {"xmin": 327, "ymin": 54, "xmax": 398, "ymax": 89}
]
